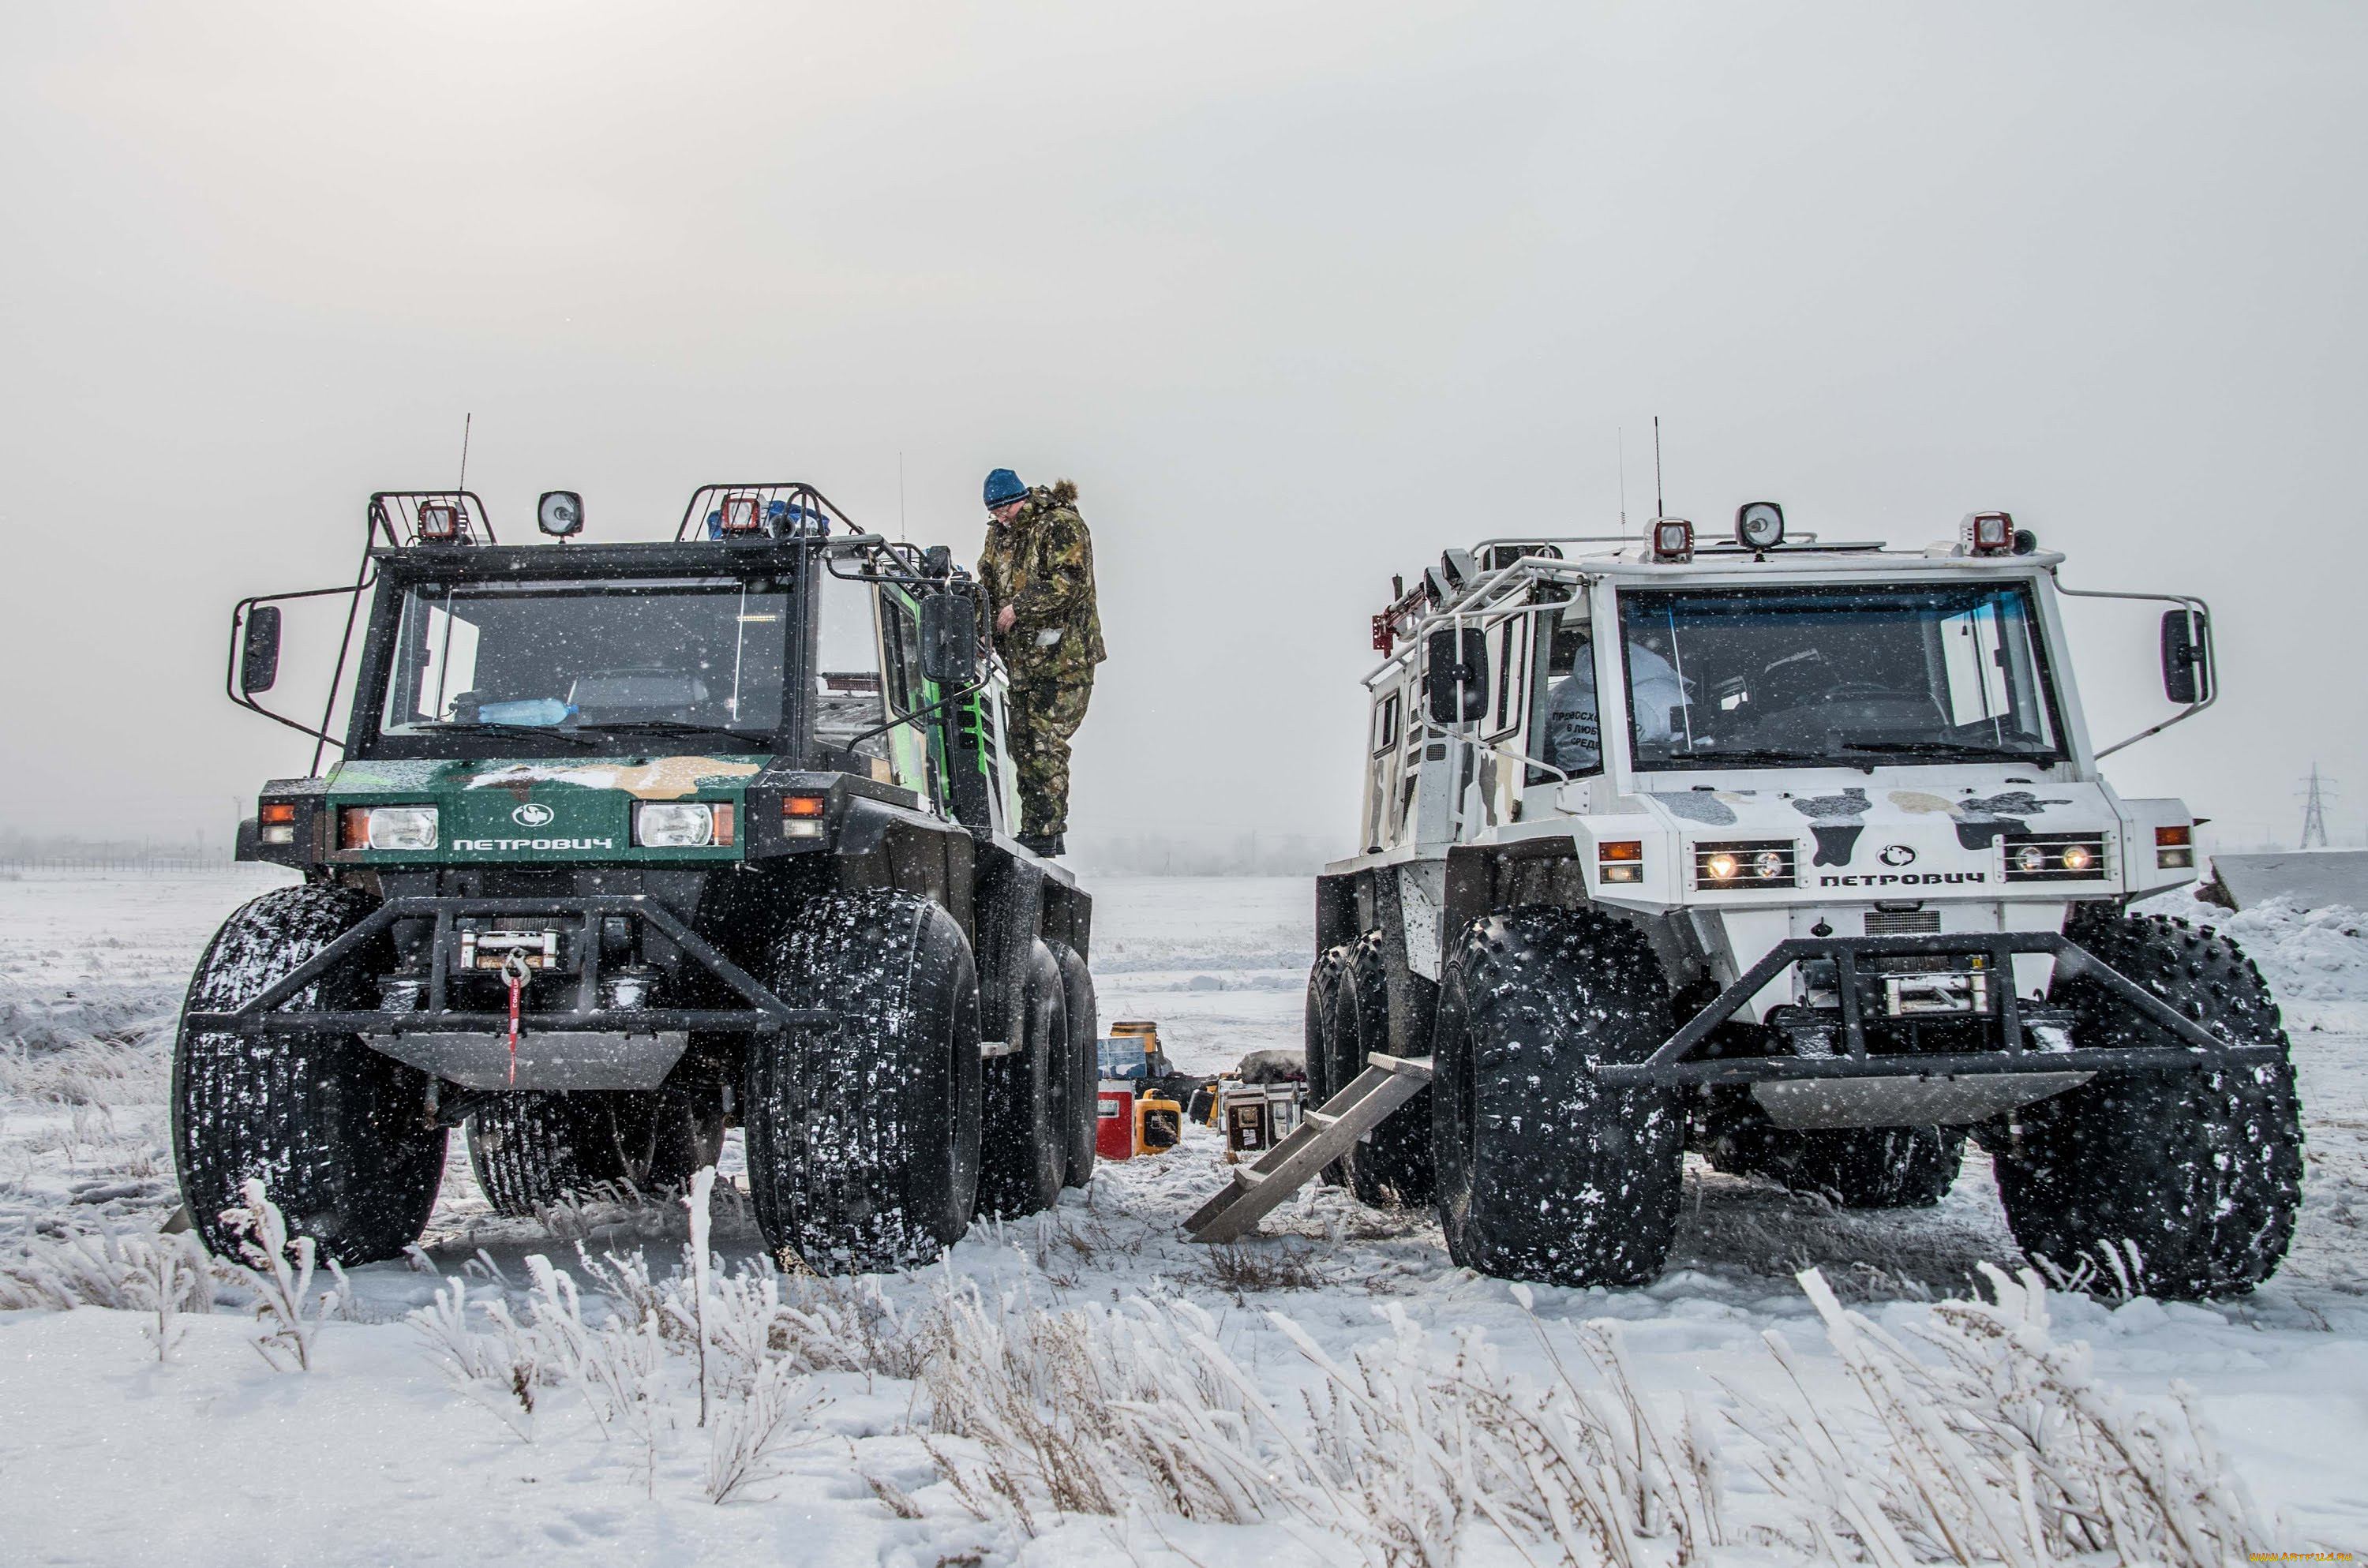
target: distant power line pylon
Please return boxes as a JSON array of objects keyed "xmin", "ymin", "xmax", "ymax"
[{"xmin": 2299, "ymin": 762, "xmax": 2335, "ymax": 849}]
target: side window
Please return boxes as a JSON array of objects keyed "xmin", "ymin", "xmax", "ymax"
[
  {"xmin": 1485, "ymin": 616, "xmax": 1527, "ymax": 739},
  {"xmin": 383, "ymin": 591, "xmax": 483, "ymax": 728},
  {"xmin": 1527, "ymin": 609, "xmax": 1603, "ymax": 783},
  {"xmin": 1370, "ymin": 691, "xmax": 1400, "ymax": 754},
  {"xmin": 882, "ymin": 597, "xmax": 927, "ymax": 715},
  {"xmin": 814, "ymin": 568, "xmax": 886, "ymax": 758}
]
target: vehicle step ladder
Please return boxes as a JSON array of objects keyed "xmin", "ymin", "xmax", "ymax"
[{"xmin": 1183, "ymin": 1053, "xmax": 1433, "ymax": 1244}]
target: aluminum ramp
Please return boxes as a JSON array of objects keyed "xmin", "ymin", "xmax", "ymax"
[{"xmin": 1183, "ymin": 1053, "xmax": 1433, "ymax": 1244}]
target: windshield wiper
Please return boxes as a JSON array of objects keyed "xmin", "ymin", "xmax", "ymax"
[
  {"xmin": 1639, "ymin": 749, "xmax": 1822, "ymax": 769},
  {"xmin": 409, "ymin": 721, "xmax": 598, "ymax": 748},
  {"xmin": 574, "ymin": 720, "xmax": 770, "ymax": 745},
  {"xmin": 1839, "ymin": 739, "xmax": 2051, "ymax": 762}
]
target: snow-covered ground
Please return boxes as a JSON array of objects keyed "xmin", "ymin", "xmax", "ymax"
[{"xmin": 1, "ymin": 868, "xmax": 2364, "ymax": 1564}]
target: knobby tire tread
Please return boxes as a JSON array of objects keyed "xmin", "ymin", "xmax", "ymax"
[{"xmin": 172, "ymin": 885, "xmax": 446, "ymax": 1265}]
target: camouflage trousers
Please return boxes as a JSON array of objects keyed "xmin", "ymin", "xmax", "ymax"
[{"xmin": 1007, "ymin": 672, "xmax": 1093, "ymax": 837}]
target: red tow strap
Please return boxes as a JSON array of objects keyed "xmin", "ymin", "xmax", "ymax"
[{"xmin": 500, "ymin": 951, "xmax": 530, "ymax": 1086}]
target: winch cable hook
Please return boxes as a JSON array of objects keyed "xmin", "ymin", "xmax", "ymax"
[{"xmin": 500, "ymin": 949, "xmax": 532, "ymax": 1086}]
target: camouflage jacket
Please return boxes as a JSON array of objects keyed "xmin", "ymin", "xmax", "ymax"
[{"xmin": 977, "ymin": 480, "xmax": 1107, "ymax": 681}]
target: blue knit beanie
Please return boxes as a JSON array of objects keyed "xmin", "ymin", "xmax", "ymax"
[{"xmin": 983, "ymin": 468, "xmax": 1028, "ymax": 509}]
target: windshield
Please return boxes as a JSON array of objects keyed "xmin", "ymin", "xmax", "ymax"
[
  {"xmin": 379, "ymin": 577, "xmax": 789, "ymax": 743},
  {"xmin": 1617, "ymin": 582, "xmax": 2062, "ymax": 771}
]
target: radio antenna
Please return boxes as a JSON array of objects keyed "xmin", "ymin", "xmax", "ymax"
[
  {"xmin": 455, "ymin": 411, "xmax": 473, "ymax": 494},
  {"xmin": 1617, "ymin": 426, "xmax": 1628, "ymax": 538},
  {"xmin": 1653, "ymin": 414, "xmax": 1664, "ymax": 518}
]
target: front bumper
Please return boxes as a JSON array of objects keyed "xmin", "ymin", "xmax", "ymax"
[
  {"xmin": 1594, "ymin": 930, "xmax": 2280, "ymax": 1089},
  {"xmin": 183, "ymin": 894, "xmax": 829, "ymax": 1091}
]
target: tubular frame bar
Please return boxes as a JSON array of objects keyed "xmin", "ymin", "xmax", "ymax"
[
  {"xmin": 2051, "ymin": 579, "xmax": 2216, "ymax": 759},
  {"xmin": 182, "ymin": 895, "xmax": 819, "ymax": 1037},
  {"xmin": 1593, "ymin": 930, "xmax": 2252, "ymax": 1088},
  {"xmin": 1595, "ymin": 1042, "xmax": 2280, "ymax": 1088}
]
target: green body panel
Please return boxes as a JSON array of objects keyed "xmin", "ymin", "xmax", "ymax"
[{"xmin": 321, "ymin": 754, "xmax": 767, "ymax": 864}]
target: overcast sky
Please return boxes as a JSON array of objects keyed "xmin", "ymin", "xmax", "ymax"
[{"xmin": 2, "ymin": 2, "xmax": 2362, "ymax": 857}]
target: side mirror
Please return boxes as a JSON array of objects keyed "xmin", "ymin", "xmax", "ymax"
[
  {"xmin": 1424, "ymin": 627, "xmax": 1489, "ymax": 724},
  {"xmin": 920, "ymin": 593, "xmax": 979, "ymax": 686},
  {"xmin": 922, "ymin": 544, "xmax": 953, "ymax": 579},
  {"xmin": 2160, "ymin": 608, "xmax": 2212, "ymax": 705},
  {"xmin": 239, "ymin": 605, "xmax": 282, "ymax": 695}
]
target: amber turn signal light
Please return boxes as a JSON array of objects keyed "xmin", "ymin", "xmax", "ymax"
[{"xmin": 783, "ymin": 794, "xmax": 826, "ymax": 840}]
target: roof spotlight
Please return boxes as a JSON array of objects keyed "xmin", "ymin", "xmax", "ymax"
[
  {"xmin": 416, "ymin": 501, "xmax": 463, "ymax": 543},
  {"xmin": 718, "ymin": 493, "xmax": 765, "ymax": 535},
  {"xmin": 537, "ymin": 490, "xmax": 584, "ymax": 538},
  {"xmin": 1650, "ymin": 517, "xmax": 1694, "ymax": 562},
  {"xmin": 1965, "ymin": 511, "xmax": 2014, "ymax": 555},
  {"xmin": 1735, "ymin": 501, "xmax": 1785, "ymax": 551}
]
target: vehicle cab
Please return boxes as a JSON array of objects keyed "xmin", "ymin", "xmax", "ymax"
[{"xmin": 1350, "ymin": 508, "xmax": 2213, "ymax": 1018}]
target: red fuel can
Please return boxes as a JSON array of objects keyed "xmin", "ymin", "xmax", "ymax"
[{"xmin": 1096, "ymin": 1083, "xmax": 1137, "ymax": 1161}]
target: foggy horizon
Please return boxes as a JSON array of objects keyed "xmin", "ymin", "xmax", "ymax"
[{"xmin": 5, "ymin": 2, "xmax": 2363, "ymax": 861}]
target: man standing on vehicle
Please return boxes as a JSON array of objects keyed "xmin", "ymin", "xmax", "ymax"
[{"xmin": 976, "ymin": 467, "xmax": 1105, "ymax": 857}]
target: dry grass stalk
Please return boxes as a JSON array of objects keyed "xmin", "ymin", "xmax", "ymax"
[{"xmin": 1727, "ymin": 1264, "xmax": 2269, "ymax": 1568}]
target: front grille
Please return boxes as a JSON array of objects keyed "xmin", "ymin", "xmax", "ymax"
[
  {"xmin": 2002, "ymin": 831, "xmax": 2111, "ymax": 882},
  {"xmin": 1864, "ymin": 907, "xmax": 1941, "ymax": 935},
  {"xmin": 1693, "ymin": 840, "xmax": 1797, "ymax": 891}
]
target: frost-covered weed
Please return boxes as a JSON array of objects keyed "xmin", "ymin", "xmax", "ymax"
[
  {"xmin": 413, "ymin": 1276, "xmax": 540, "ymax": 1441},
  {"xmin": 1728, "ymin": 1266, "xmax": 2268, "ymax": 1568},
  {"xmin": 131, "ymin": 1233, "xmax": 208, "ymax": 1360},
  {"xmin": 408, "ymin": 1167, "xmax": 840, "ymax": 1500},
  {"xmin": 704, "ymin": 1355, "xmax": 822, "ymax": 1503},
  {"xmin": 215, "ymin": 1179, "xmax": 327, "ymax": 1372},
  {"xmin": 0, "ymin": 1228, "xmax": 213, "ymax": 1325}
]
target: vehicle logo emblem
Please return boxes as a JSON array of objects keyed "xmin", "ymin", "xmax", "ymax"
[
  {"xmin": 1879, "ymin": 844, "xmax": 1917, "ymax": 866},
  {"xmin": 512, "ymin": 803, "xmax": 555, "ymax": 828}
]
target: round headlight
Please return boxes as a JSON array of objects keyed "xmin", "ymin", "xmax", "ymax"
[
  {"xmin": 1735, "ymin": 501, "xmax": 1785, "ymax": 550},
  {"xmin": 538, "ymin": 489, "xmax": 584, "ymax": 537},
  {"xmin": 2060, "ymin": 844, "xmax": 2093, "ymax": 873},
  {"xmin": 2014, "ymin": 844, "xmax": 2048, "ymax": 874},
  {"xmin": 1753, "ymin": 849, "xmax": 1786, "ymax": 881},
  {"xmin": 1704, "ymin": 851, "xmax": 1740, "ymax": 881}
]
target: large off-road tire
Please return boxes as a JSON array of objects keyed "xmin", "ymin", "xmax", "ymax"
[
  {"xmin": 1321, "ymin": 933, "xmax": 1436, "ymax": 1206},
  {"xmin": 1431, "ymin": 907, "xmax": 1684, "ymax": 1287},
  {"xmin": 980, "ymin": 940, "xmax": 1068, "ymax": 1218},
  {"xmin": 173, "ymin": 885, "xmax": 447, "ymax": 1266},
  {"xmin": 1050, "ymin": 942, "xmax": 1099, "ymax": 1188},
  {"xmin": 1304, "ymin": 945, "xmax": 1351, "ymax": 1185},
  {"xmin": 466, "ymin": 1084, "xmax": 727, "ymax": 1217},
  {"xmin": 1700, "ymin": 1096, "xmax": 1966, "ymax": 1208},
  {"xmin": 1987, "ymin": 910, "xmax": 2302, "ymax": 1299},
  {"xmin": 744, "ymin": 892, "xmax": 983, "ymax": 1273}
]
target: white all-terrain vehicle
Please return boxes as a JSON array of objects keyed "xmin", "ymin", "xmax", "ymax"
[{"xmin": 1310, "ymin": 507, "xmax": 2299, "ymax": 1300}]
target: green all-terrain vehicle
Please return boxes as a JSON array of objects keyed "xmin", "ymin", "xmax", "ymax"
[{"xmin": 178, "ymin": 484, "xmax": 1096, "ymax": 1271}]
